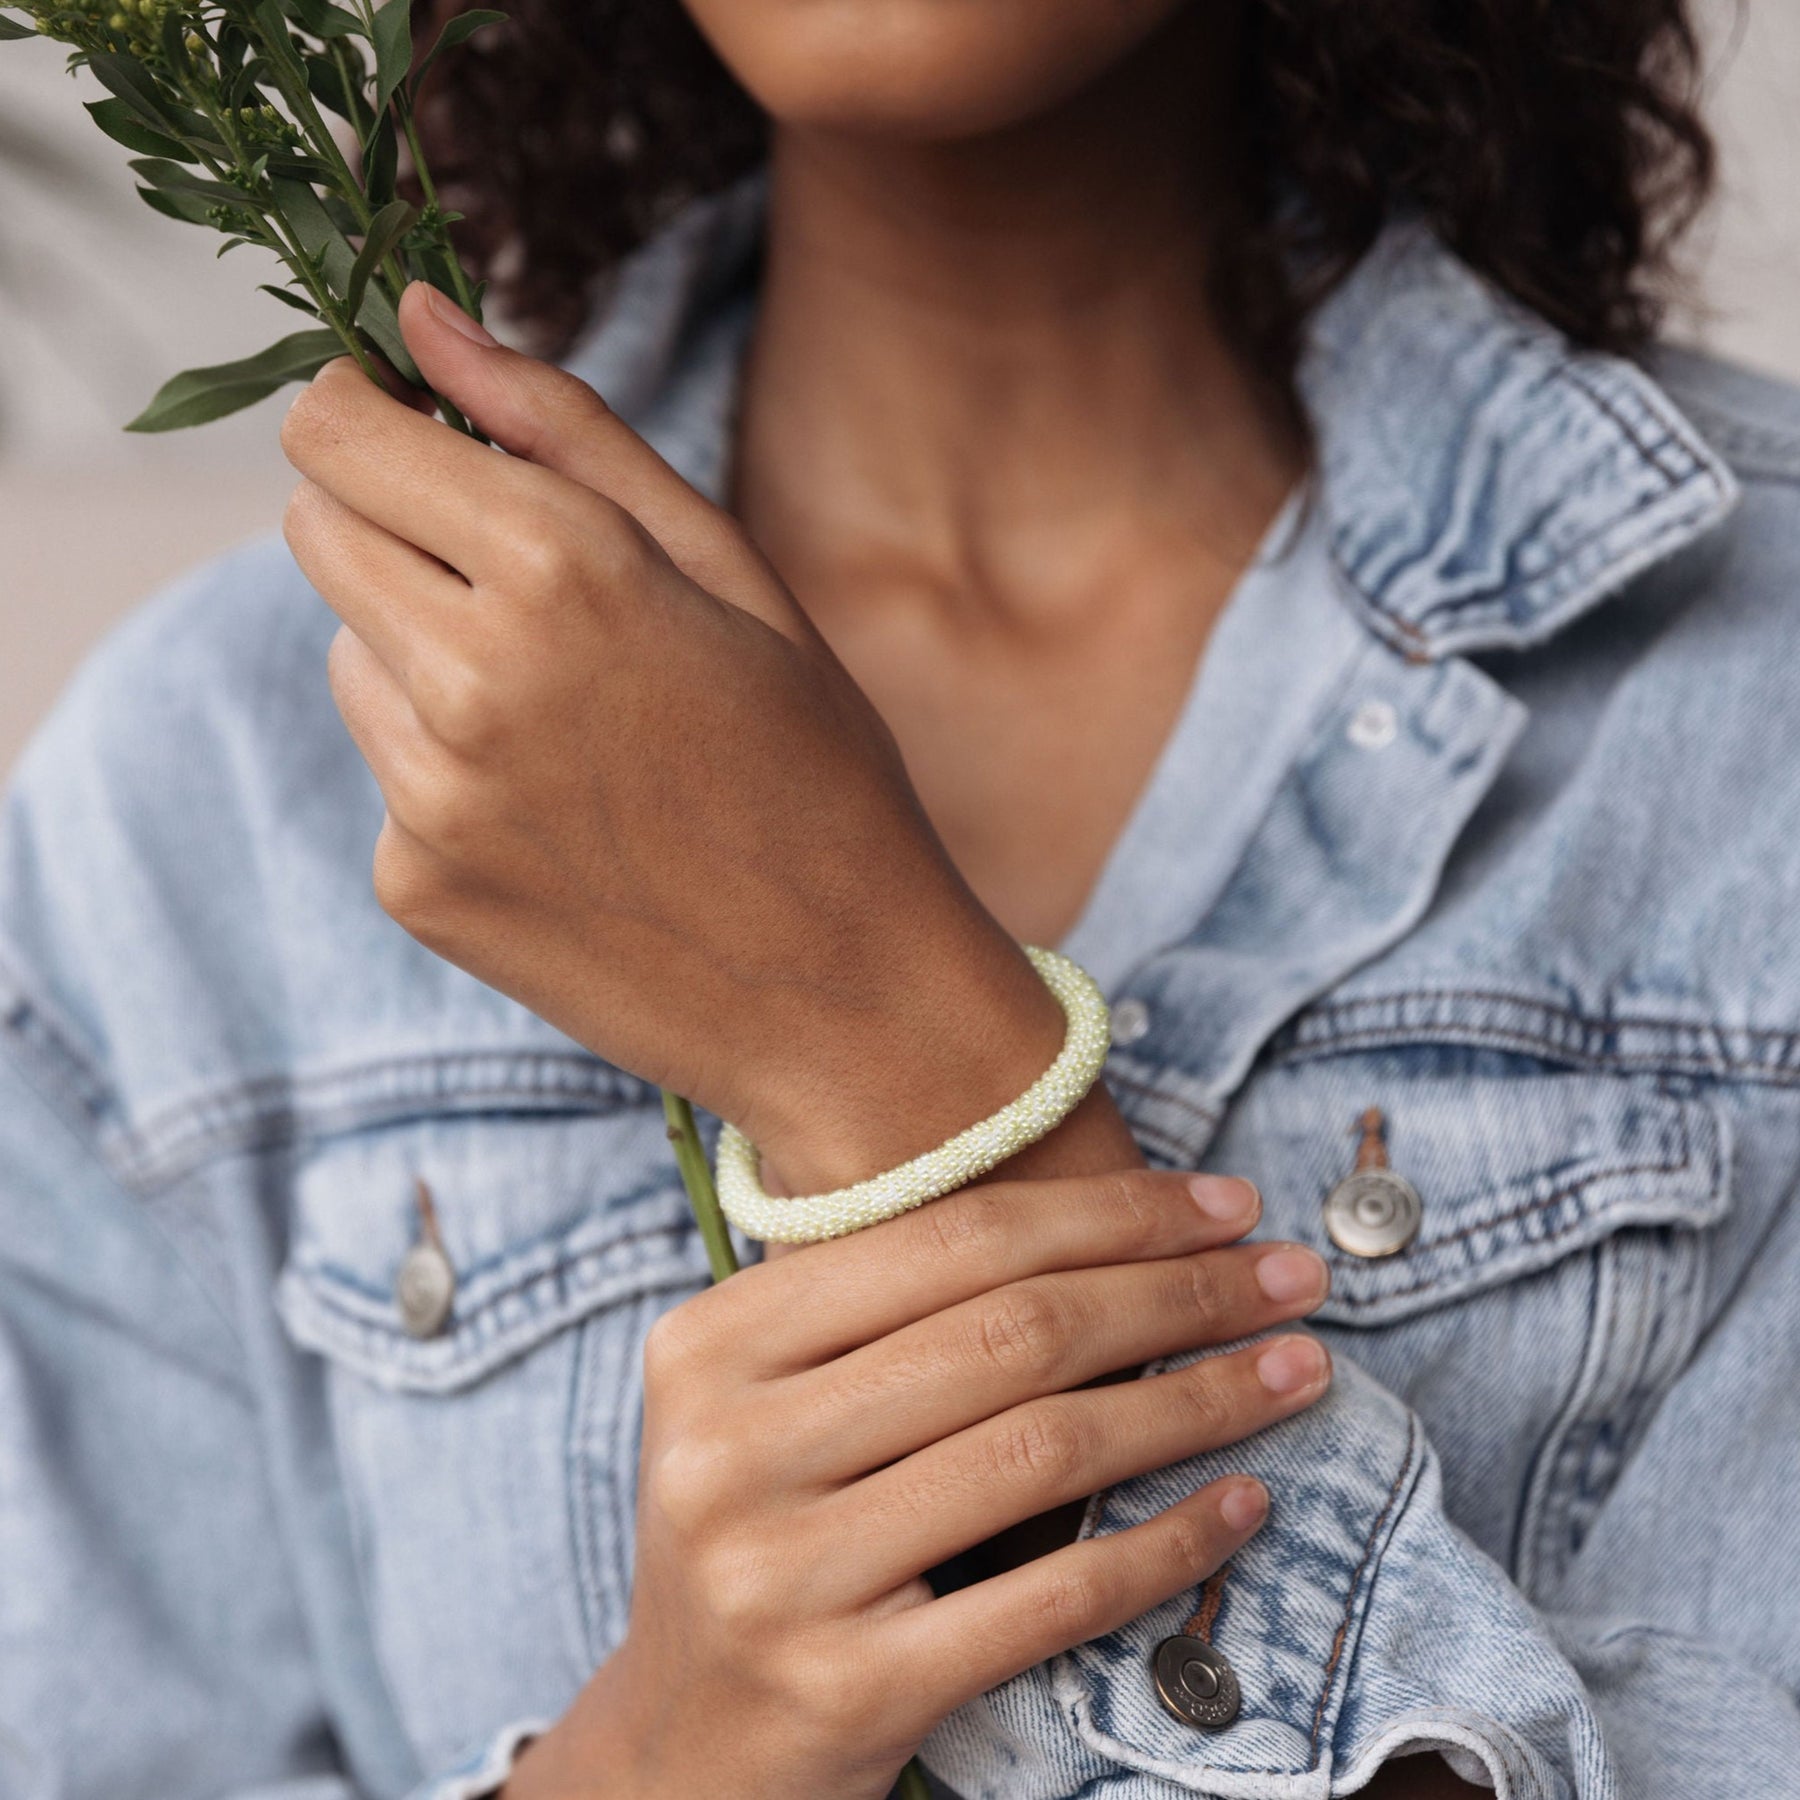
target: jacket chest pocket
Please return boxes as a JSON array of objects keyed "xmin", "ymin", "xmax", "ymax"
[
  {"xmin": 1184, "ymin": 1047, "xmax": 1731, "ymax": 1589},
  {"xmin": 274, "ymin": 1104, "xmax": 713, "ymax": 1772}
]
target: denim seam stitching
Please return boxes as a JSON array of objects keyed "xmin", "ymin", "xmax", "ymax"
[
  {"xmin": 1278, "ymin": 1022, "xmax": 1800, "ymax": 1086},
  {"xmin": 1307, "ymin": 1414, "xmax": 1422, "ymax": 1764},
  {"xmin": 1107, "ymin": 1071, "xmax": 1219, "ymax": 1127},
  {"xmin": 115, "ymin": 1053, "xmax": 661, "ymax": 1190},
  {"xmin": 1269, "ymin": 991, "xmax": 1800, "ymax": 1082},
  {"xmin": 1284, "ymin": 984, "xmax": 1800, "ymax": 1044}
]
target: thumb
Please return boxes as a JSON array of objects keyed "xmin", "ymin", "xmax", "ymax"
[{"xmin": 399, "ymin": 281, "xmax": 806, "ymax": 635}]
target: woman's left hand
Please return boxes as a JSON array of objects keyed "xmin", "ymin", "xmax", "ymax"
[{"xmin": 280, "ymin": 284, "xmax": 1064, "ymax": 1190}]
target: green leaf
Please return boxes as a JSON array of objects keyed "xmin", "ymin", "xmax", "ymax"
[
  {"xmin": 251, "ymin": 0, "xmax": 309, "ymax": 89},
  {"xmin": 410, "ymin": 7, "xmax": 504, "ymax": 96},
  {"xmin": 369, "ymin": 0, "xmax": 411, "ymax": 119},
  {"xmin": 0, "ymin": 14, "xmax": 39, "ymax": 40},
  {"xmin": 269, "ymin": 175, "xmax": 421, "ymax": 383},
  {"xmin": 263, "ymin": 152, "xmax": 332, "ymax": 182},
  {"xmin": 216, "ymin": 234, "xmax": 255, "ymax": 256},
  {"xmin": 84, "ymin": 97, "xmax": 195, "ymax": 161},
  {"xmin": 127, "ymin": 156, "xmax": 251, "ymax": 207},
  {"xmin": 286, "ymin": 0, "xmax": 364, "ymax": 39},
  {"xmin": 89, "ymin": 53, "xmax": 216, "ymax": 138},
  {"xmin": 345, "ymin": 198, "xmax": 415, "ymax": 318},
  {"xmin": 260, "ymin": 282, "xmax": 322, "ymax": 316},
  {"xmin": 88, "ymin": 51, "xmax": 181, "ymax": 128},
  {"xmin": 225, "ymin": 56, "xmax": 271, "ymax": 110},
  {"xmin": 126, "ymin": 329, "xmax": 346, "ymax": 432},
  {"xmin": 362, "ymin": 106, "xmax": 396, "ymax": 206},
  {"xmin": 135, "ymin": 183, "xmax": 212, "ymax": 227}
]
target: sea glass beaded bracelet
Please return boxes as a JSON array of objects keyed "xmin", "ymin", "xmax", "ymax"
[{"xmin": 714, "ymin": 944, "xmax": 1112, "ymax": 1245}]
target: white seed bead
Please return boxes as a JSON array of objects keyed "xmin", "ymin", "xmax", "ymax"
[{"xmin": 715, "ymin": 945, "xmax": 1113, "ymax": 1245}]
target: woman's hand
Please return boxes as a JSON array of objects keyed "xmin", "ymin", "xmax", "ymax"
[
  {"xmin": 280, "ymin": 284, "xmax": 1064, "ymax": 1190},
  {"xmin": 501, "ymin": 1168, "xmax": 1332, "ymax": 1800}
]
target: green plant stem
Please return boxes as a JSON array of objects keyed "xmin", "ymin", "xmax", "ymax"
[
  {"xmin": 895, "ymin": 1763, "xmax": 933, "ymax": 1800},
  {"xmin": 179, "ymin": 82, "xmax": 385, "ymax": 388},
  {"xmin": 395, "ymin": 97, "xmax": 479, "ymax": 318},
  {"xmin": 662, "ymin": 1091, "xmax": 738, "ymax": 1283}
]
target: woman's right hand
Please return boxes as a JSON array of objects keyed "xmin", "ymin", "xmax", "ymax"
[{"xmin": 502, "ymin": 1167, "xmax": 1333, "ymax": 1799}]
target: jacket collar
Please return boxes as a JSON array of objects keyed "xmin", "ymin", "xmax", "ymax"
[
  {"xmin": 565, "ymin": 171, "xmax": 1739, "ymax": 661},
  {"xmin": 1299, "ymin": 217, "xmax": 1739, "ymax": 659}
]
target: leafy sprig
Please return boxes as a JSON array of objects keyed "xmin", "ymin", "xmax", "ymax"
[{"xmin": 1, "ymin": 0, "xmax": 505, "ymax": 430}]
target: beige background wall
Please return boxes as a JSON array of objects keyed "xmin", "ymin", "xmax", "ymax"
[{"xmin": 1, "ymin": 0, "xmax": 1796, "ymax": 775}]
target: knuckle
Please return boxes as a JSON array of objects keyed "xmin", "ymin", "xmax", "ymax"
[
  {"xmin": 281, "ymin": 479, "xmax": 325, "ymax": 553},
  {"xmin": 1031, "ymin": 1561, "xmax": 1106, "ymax": 1637},
  {"xmin": 370, "ymin": 826, "xmax": 439, "ymax": 929},
  {"xmin": 1176, "ymin": 1254, "xmax": 1224, "ymax": 1324},
  {"xmin": 770, "ymin": 1639, "xmax": 866, "ymax": 1736},
  {"xmin": 989, "ymin": 1402, "xmax": 1086, "ymax": 1486},
  {"xmin": 1161, "ymin": 1508, "xmax": 1221, "ymax": 1578},
  {"xmin": 644, "ymin": 1432, "xmax": 742, "ymax": 1537},
  {"xmin": 581, "ymin": 504, "xmax": 656, "ymax": 590},
  {"xmin": 643, "ymin": 1299, "xmax": 709, "ymax": 1383},
  {"xmin": 415, "ymin": 654, "xmax": 503, "ymax": 755},
  {"xmin": 694, "ymin": 1534, "xmax": 786, "ymax": 1632},
  {"xmin": 505, "ymin": 525, "xmax": 580, "ymax": 600},
  {"xmin": 970, "ymin": 1286, "xmax": 1067, "ymax": 1381},
  {"xmin": 915, "ymin": 1187, "xmax": 1008, "ymax": 1269},
  {"xmin": 394, "ymin": 764, "xmax": 477, "ymax": 858},
  {"xmin": 1089, "ymin": 1169, "xmax": 1165, "ymax": 1251},
  {"xmin": 1167, "ymin": 1359, "xmax": 1233, "ymax": 1436}
]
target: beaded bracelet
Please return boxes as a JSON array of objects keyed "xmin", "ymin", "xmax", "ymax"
[{"xmin": 714, "ymin": 944, "xmax": 1112, "ymax": 1245}]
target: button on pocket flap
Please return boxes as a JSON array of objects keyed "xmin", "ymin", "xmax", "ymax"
[
  {"xmin": 1212, "ymin": 1057, "xmax": 1729, "ymax": 1324},
  {"xmin": 276, "ymin": 1106, "xmax": 711, "ymax": 1393}
]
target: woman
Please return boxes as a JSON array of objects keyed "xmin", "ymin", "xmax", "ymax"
[{"xmin": 5, "ymin": 1, "xmax": 1798, "ymax": 1796}]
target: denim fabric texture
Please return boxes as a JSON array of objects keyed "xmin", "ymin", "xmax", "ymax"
[{"xmin": 4, "ymin": 168, "xmax": 1800, "ymax": 1799}]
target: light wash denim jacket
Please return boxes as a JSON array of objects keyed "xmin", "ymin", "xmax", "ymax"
[{"xmin": 5, "ymin": 171, "xmax": 1800, "ymax": 1800}]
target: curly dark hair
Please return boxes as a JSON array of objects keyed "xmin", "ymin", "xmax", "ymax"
[{"xmin": 412, "ymin": 0, "xmax": 1716, "ymax": 404}]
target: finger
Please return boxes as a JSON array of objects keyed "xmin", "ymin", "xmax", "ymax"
[
  {"xmin": 325, "ymin": 623, "xmax": 437, "ymax": 802},
  {"xmin": 286, "ymin": 479, "xmax": 470, "ymax": 686},
  {"xmin": 783, "ymin": 1240, "xmax": 1328, "ymax": 1481},
  {"xmin": 705, "ymin": 1169, "xmax": 1262, "ymax": 1375},
  {"xmin": 283, "ymin": 356, "xmax": 624, "ymax": 588},
  {"xmin": 882, "ymin": 1475, "xmax": 1269, "ymax": 1719},
  {"xmin": 839, "ymin": 1334, "xmax": 1328, "ymax": 1599},
  {"xmin": 397, "ymin": 282, "xmax": 810, "ymax": 637}
]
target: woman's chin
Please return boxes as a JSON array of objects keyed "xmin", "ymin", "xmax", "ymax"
[{"xmin": 680, "ymin": 0, "xmax": 1195, "ymax": 143}]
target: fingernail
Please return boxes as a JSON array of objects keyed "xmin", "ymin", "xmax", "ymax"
[
  {"xmin": 1188, "ymin": 1175, "xmax": 1259, "ymax": 1224},
  {"xmin": 1219, "ymin": 1478, "xmax": 1268, "ymax": 1533},
  {"xmin": 421, "ymin": 281, "xmax": 498, "ymax": 347},
  {"xmin": 1255, "ymin": 1245, "xmax": 1328, "ymax": 1306},
  {"xmin": 1256, "ymin": 1334, "xmax": 1329, "ymax": 1396}
]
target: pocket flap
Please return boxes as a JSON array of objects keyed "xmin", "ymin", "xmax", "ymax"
[
  {"xmin": 1205, "ymin": 1056, "xmax": 1729, "ymax": 1323},
  {"xmin": 275, "ymin": 1105, "xmax": 711, "ymax": 1393}
]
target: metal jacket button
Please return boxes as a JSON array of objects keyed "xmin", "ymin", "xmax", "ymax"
[
  {"xmin": 1151, "ymin": 1635, "xmax": 1241, "ymax": 1729},
  {"xmin": 1109, "ymin": 996, "xmax": 1151, "ymax": 1046},
  {"xmin": 1323, "ymin": 1107, "xmax": 1421, "ymax": 1259},
  {"xmin": 396, "ymin": 1176, "xmax": 455, "ymax": 1338},
  {"xmin": 1323, "ymin": 1168, "xmax": 1422, "ymax": 1258}
]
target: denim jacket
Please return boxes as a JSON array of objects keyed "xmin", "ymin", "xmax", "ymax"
[{"xmin": 5, "ymin": 171, "xmax": 1800, "ymax": 1800}]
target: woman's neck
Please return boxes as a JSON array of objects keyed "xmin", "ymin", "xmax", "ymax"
[{"xmin": 730, "ymin": 6, "xmax": 1303, "ymax": 639}]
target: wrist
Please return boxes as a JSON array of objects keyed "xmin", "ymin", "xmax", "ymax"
[
  {"xmin": 740, "ymin": 916, "xmax": 1139, "ymax": 1198},
  {"xmin": 499, "ymin": 1654, "xmax": 650, "ymax": 1800}
]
